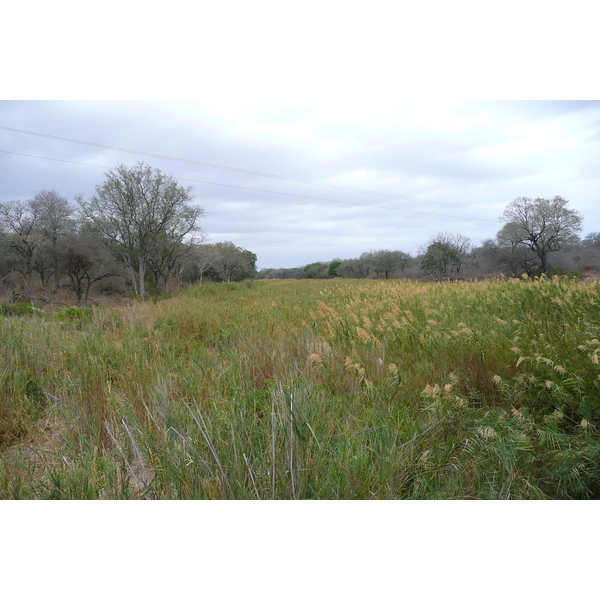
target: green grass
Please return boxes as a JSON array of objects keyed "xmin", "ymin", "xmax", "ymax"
[{"xmin": 1, "ymin": 276, "xmax": 600, "ymax": 499}]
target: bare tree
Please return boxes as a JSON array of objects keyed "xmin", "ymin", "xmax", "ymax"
[
  {"xmin": 0, "ymin": 200, "xmax": 44, "ymax": 289},
  {"xmin": 496, "ymin": 223, "xmax": 539, "ymax": 277},
  {"xmin": 30, "ymin": 190, "xmax": 75, "ymax": 289},
  {"xmin": 364, "ymin": 249, "xmax": 411, "ymax": 279},
  {"xmin": 420, "ymin": 232, "xmax": 472, "ymax": 281},
  {"xmin": 60, "ymin": 231, "xmax": 117, "ymax": 304},
  {"xmin": 183, "ymin": 243, "xmax": 218, "ymax": 284},
  {"xmin": 212, "ymin": 241, "xmax": 256, "ymax": 282},
  {"xmin": 78, "ymin": 162, "xmax": 204, "ymax": 297},
  {"xmin": 500, "ymin": 196, "xmax": 583, "ymax": 272}
]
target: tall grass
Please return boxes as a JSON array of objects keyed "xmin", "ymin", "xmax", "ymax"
[{"xmin": 1, "ymin": 276, "xmax": 599, "ymax": 499}]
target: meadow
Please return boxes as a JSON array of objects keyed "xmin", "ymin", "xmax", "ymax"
[{"xmin": 1, "ymin": 276, "xmax": 599, "ymax": 499}]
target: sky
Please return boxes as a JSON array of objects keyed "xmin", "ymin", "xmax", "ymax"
[
  {"xmin": 2, "ymin": 3, "xmax": 599, "ymax": 271},
  {"xmin": 3, "ymin": 1, "xmax": 599, "ymax": 586}
]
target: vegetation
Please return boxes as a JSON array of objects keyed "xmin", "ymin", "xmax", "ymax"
[
  {"xmin": 499, "ymin": 196, "xmax": 583, "ymax": 272},
  {"xmin": 1, "ymin": 276, "xmax": 599, "ymax": 499},
  {"xmin": 0, "ymin": 163, "xmax": 258, "ymax": 303}
]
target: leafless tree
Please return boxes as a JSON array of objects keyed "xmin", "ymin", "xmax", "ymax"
[
  {"xmin": 30, "ymin": 190, "xmax": 75, "ymax": 289},
  {"xmin": 420, "ymin": 232, "xmax": 472, "ymax": 281},
  {"xmin": 500, "ymin": 196, "xmax": 583, "ymax": 272},
  {"xmin": 78, "ymin": 162, "xmax": 204, "ymax": 297},
  {"xmin": 0, "ymin": 199, "xmax": 44, "ymax": 289},
  {"xmin": 60, "ymin": 231, "xmax": 117, "ymax": 304}
]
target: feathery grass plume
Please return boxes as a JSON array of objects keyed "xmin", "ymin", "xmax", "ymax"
[
  {"xmin": 2, "ymin": 276, "xmax": 600, "ymax": 499},
  {"xmin": 309, "ymin": 353, "xmax": 323, "ymax": 364},
  {"xmin": 511, "ymin": 407, "xmax": 525, "ymax": 422},
  {"xmin": 356, "ymin": 327, "xmax": 371, "ymax": 342},
  {"xmin": 317, "ymin": 300, "xmax": 338, "ymax": 317},
  {"xmin": 476, "ymin": 426, "xmax": 497, "ymax": 440},
  {"xmin": 422, "ymin": 384, "xmax": 440, "ymax": 398}
]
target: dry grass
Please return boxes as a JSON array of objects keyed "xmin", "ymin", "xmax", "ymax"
[{"xmin": 1, "ymin": 276, "xmax": 600, "ymax": 499}]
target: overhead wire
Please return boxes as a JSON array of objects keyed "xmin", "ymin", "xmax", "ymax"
[
  {"xmin": 0, "ymin": 125, "xmax": 501, "ymax": 214},
  {"xmin": 0, "ymin": 149, "xmax": 500, "ymax": 222}
]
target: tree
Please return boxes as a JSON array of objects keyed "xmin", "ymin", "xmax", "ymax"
[
  {"xmin": 60, "ymin": 230, "xmax": 117, "ymax": 304},
  {"xmin": 421, "ymin": 241, "xmax": 454, "ymax": 281},
  {"xmin": 420, "ymin": 232, "xmax": 471, "ymax": 281},
  {"xmin": 339, "ymin": 256, "xmax": 370, "ymax": 279},
  {"xmin": 328, "ymin": 260, "xmax": 342, "ymax": 278},
  {"xmin": 582, "ymin": 232, "xmax": 600, "ymax": 249},
  {"xmin": 496, "ymin": 224, "xmax": 539, "ymax": 277},
  {"xmin": 364, "ymin": 249, "xmax": 411, "ymax": 279},
  {"xmin": 0, "ymin": 199, "xmax": 44, "ymax": 288},
  {"xmin": 78, "ymin": 162, "xmax": 204, "ymax": 297},
  {"xmin": 211, "ymin": 241, "xmax": 257, "ymax": 282},
  {"xmin": 303, "ymin": 261, "xmax": 329, "ymax": 279},
  {"xmin": 30, "ymin": 190, "xmax": 75, "ymax": 289},
  {"xmin": 499, "ymin": 196, "xmax": 583, "ymax": 272},
  {"xmin": 182, "ymin": 243, "xmax": 219, "ymax": 284}
]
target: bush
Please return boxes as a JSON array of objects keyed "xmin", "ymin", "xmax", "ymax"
[
  {"xmin": 55, "ymin": 306, "xmax": 93, "ymax": 323},
  {"xmin": 0, "ymin": 302, "xmax": 40, "ymax": 317}
]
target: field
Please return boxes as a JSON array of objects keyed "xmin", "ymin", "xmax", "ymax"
[{"xmin": 1, "ymin": 276, "xmax": 600, "ymax": 499}]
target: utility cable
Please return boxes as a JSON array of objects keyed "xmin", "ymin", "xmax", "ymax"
[
  {"xmin": 0, "ymin": 149, "xmax": 500, "ymax": 222},
  {"xmin": 0, "ymin": 125, "xmax": 500, "ymax": 214}
]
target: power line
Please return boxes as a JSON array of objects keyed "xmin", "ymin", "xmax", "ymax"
[
  {"xmin": 0, "ymin": 149, "xmax": 500, "ymax": 222},
  {"xmin": 0, "ymin": 125, "xmax": 500, "ymax": 214}
]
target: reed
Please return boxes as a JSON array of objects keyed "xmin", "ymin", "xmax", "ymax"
[{"xmin": 1, "ymin": 276, "xmax": 599, "ymax": 499}]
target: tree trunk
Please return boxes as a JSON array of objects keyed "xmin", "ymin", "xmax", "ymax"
[
  {"xmin": 540, "ymin": 251, "xmax": 549, "ymax": 272},
  {"xmin": 139, "ymin": 260, "xmax": 146, "ymax": 297}
]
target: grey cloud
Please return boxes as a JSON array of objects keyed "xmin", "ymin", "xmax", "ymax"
[{"xmin": 1, "ymin": 100, "xmax": 599, "ymax": 269}]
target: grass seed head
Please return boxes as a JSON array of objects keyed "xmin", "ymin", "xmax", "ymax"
[{"xmin": 356, "ymin": 327, "xmax": 371, "ymax": 341}]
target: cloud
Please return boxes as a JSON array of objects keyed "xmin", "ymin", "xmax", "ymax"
[{"xmin": 1, "ymin": 98, "xmax": 600, "ymax": 269}]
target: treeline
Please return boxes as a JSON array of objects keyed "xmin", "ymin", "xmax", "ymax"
[
  {"xmin": 259, "ymin": 197, "xmax": 600, "ymax": 281},
  {"xmin": 0, "ymin": 163, "xmax": 256, "ymax": 302},
  {"xmin": 4, "ymin": 173, "xmax": 599, "ymax": 300}
]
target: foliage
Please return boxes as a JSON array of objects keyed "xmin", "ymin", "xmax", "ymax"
[
  {"xmin": 328, "ymin": 260, "xmax": 342, "ymax": 278},
  {"xmin": 2, "ymin": 277, "xmax": 600, "ymax": 499},
  {"xmin": 303, "ymin": 261, "xmax": 329, "ymax": 279}
]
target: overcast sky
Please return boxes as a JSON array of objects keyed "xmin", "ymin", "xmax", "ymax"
[{"xmin": 3, "ymin": 3, "xmax": 599, "ymax": 270}]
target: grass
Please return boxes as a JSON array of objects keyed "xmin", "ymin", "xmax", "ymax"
[{"xmin": 1, "ymin": 275, "xmax": 600, "ymax": 499}]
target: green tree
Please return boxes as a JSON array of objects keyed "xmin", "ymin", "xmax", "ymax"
[
  {"xmin": 421, "ymin": 241, "xmax": 455, "ymax": 281},
  {"xmin": 328, "ymin": 260, "xmax": 342, "ymax": 278},
  {"xmin": 303, "ymin": 261, "xmax": 328, "ymax": 279}
]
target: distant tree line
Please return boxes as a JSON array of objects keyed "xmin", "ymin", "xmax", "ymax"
[
  {"xmin": 258, "ymin": 196, "xmax": 600, "ymax": 281},
  {"xmin": 3, "ymin": 172, "xmax": 597, "ymax": 301},
  {"xmin": 0, "ymin": 163, "xmax": 256, "ymax": 302}
]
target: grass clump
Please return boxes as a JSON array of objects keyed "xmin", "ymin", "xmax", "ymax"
[{"xmin": 1, "ymin": 276, "xmax": 599, "ymax": 499}]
